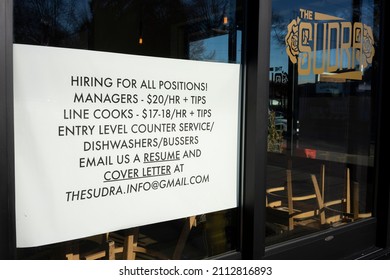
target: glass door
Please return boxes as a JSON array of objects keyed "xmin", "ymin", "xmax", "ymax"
[{"xmin": 265, "ymin": 0, "xmax": 380, "ymax": 256}]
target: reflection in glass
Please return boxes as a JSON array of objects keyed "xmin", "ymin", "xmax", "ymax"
[
  {"xmin": 14, "ymin": 0, "xmax": 242, "ymax": 63},
  {"xmin": 14, "ymin": 0, "xmax": 242, "ymax": 259},
  {"xmin": 267, "ymin": 0, "xmax": 379, "ymax": 245}
]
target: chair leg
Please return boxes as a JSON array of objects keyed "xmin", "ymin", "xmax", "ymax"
[
  {"xmin": 311, "ymin": 174, "xmax": 326, "ymax": 225},
  {"xmin": 106, "ymin": 240, "xmax": 116, "ymax": 260},
  {"xmin": 345, "ymin": 168, "xmax": 351, "ymax": 214},
  {"xmin": 123, "ymin": 235, "xmax": 136, "ymax": 260},
  {"xmin": 287, "ymin": 169, "xmax": 294, "ymax": 230}
]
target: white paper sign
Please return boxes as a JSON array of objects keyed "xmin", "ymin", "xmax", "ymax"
[{"xmin": 13, "ymin": 44, "xmax": 240, "ymax": 247}]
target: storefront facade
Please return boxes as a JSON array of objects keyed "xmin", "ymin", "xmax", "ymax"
[{"xmin": 0, "ymin": 0, "xmax": 389, "ymax": 260}]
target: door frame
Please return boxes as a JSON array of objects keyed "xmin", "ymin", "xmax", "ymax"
[
  {"xmin": 0, "ymin": 0, "xmax": 16, "ymax": 260},
  {"xmin": 242, "ymin": 0, "xmax": 390, "ymax": 260}
]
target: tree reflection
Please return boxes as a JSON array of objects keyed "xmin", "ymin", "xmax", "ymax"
[
  {"xmin": 14, "ymin": 0, "xmax": 92, "ymax": 46},
  {"xmin": 186, "ymin": 0, "xmax": 229, "ymax": 41},
  {"xmin": 14, "ymin": 0, "xmax": 238, "ymax": 62}
]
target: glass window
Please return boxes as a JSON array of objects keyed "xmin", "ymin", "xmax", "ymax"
[
  {"xmin": 266, "ymin": 0, "xmax": 379, "ymax": 245},
  {"xmin": 14, "ymin": 0, "xmax": 242, "ymax": 260}
]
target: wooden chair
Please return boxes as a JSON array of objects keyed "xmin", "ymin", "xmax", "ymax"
[
  {"xmin": 266, "ymin": 168, "xmax": 325, "ymax": 231},
  {"xmin": 65, "ymin": 216, "xmax": 198, "ymax": 260},
  {"xmin": 120, "ymin": 216, "xmax": 198, "ymax": 260},
  {"xmin": 65, "ymin": 233, "xmax": 117, "ymax": 260},
  {"xmin": 321, "ymin": 167, "xmax": 372, "ymax": 225}
]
